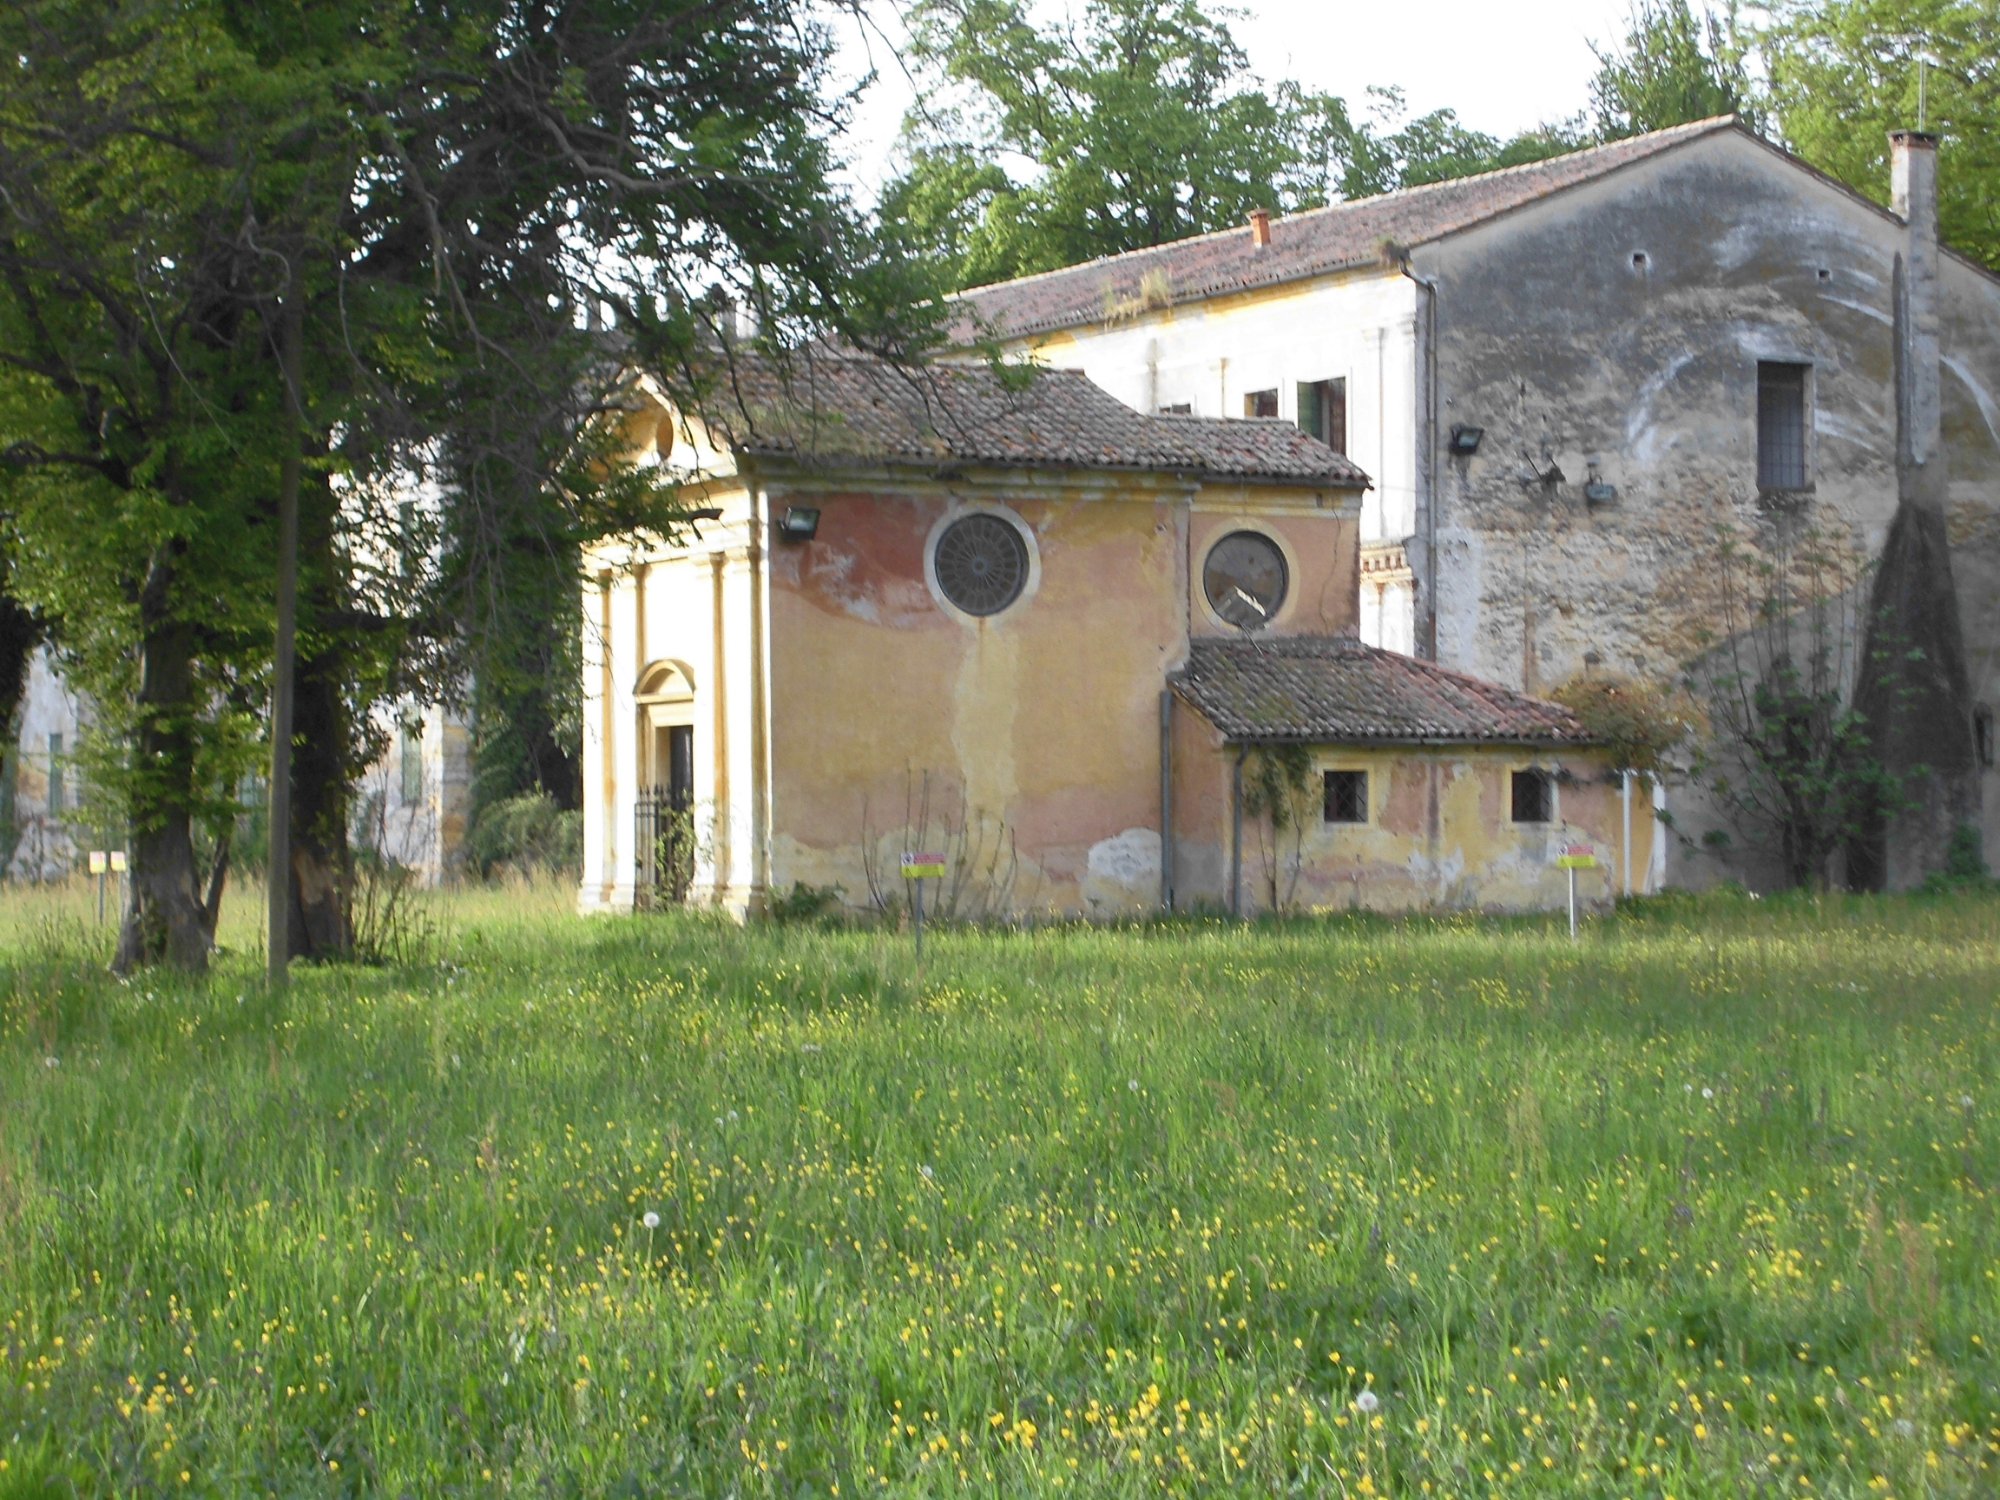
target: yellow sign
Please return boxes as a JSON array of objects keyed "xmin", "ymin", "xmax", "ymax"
[
  {"xmin": 1557, "ymin": 843, "xmax": 1599, "ymax": 870},
  {"xmin": 901, "ymin": 851, "xmax": 946, "ymax": 878},
  {"xmin": 111, "ymin": 851, "xmax": 128, "ymax": 872},
  {"xmin": 88, "ymin": 850, "xmax": 108, "ymax": 874}
]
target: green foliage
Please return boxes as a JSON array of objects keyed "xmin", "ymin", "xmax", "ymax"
[
  {"xmin": 3, "ymin": 885, "xmax": 2000, "ymax": 1491},
  {"xmin": 463, "ymin": 791, "xmax": 583, "ymax": 880},
  {"xmin": 1591, "ymin": 0, "xmax": 1762, "ymax": 138},
  {"xmin": 1549, "ymin": 672, "xmax": 1701, "ymax": 774},
  {"xmin": 886, "ymin": 0, "xmax": 1362, "ymax": 287},
  {"xmin": 767, "ymin": 880, "xmax": 847, "ymax": 925},
  {"xmin": 1766, "ymin": 0, "xmax": 2000, "ymax": 271},
  {"xmin": 1685, "ymin": 525, "xmax": 1898, "ymax": 889}
]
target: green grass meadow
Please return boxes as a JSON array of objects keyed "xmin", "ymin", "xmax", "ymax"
[{"xmin": 2, "ymin": 882, "xmax": 1998, "ymax": 1495}]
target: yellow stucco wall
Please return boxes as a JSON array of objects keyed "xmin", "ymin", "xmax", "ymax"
[
  {"xmin": 1170, "ymin": 707, "xmax": 1654, "ymax": 915},
  {"xmin": 765, "ymin": 476, "xmax": 1358, "ymax": 915}
]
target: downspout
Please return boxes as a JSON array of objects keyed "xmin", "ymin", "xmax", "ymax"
[
  {"xmin": 1402, "ymin": 263, "xmax": 1440, "ymax": 661},
  {"xmin": 1159, "ymin": 690, "xmax": 1175, "ymax": 911},
  {"xmin": 1621, "ymin": 769, "xmax": 1633, "ymax": 898},
  {"xmin": 1230, "ymin": 743, "xmax": 1247, "ymax": 919},
  {"xmin": 747, "ymin": 482, "xmax": 773, "ymax": 913}
]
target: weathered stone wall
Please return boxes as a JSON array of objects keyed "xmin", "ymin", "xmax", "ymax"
[{"xmin": 1415, "ymin": 130, "xmax": 2000, "ymax": 884}]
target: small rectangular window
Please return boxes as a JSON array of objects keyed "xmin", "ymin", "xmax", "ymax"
[
  {"xmin": 1757, "ymin": 361, "xmax": 1809, "ymax": 490},
  {"xmin": 46, "ymin": 731, "xmax": 63, "ymax": 816},
  {"xmin": 1157, "ymin": 402, "xmax": 1192, "ymax": 416},
  {"xmin": 1244, "ymin": 388, "xmax": 1278, "ymax": 419},
  {"xmin": 1296, "ymin": 378, "xmax": 1348, "ymax": 455},
  {"xmin": 400, "ymin": 721, "xmax": 424, "ymax": 804},
  {"xmin": 1323, "ymin": 769, "xmax": 1367, "ymax": 824},
  {"xmin": 1511, "ymin": 768, "xmax": 1554, "ymax": 824}
]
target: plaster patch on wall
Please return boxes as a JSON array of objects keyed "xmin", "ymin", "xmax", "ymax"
[
  {"xmin": 1820, "ymin": 295, "xmax": 1892, "ymax": 329},
  {"xmin": 1623, "ymin": 350, "xmax": 1697, "ymax": 464},
  {"xmin": 1085, "ymin": 827, "xmax": 1161, "ymax": 890},
  {"xmin": 1942, "ymin": 354, "xmax": 2000, "ymax": 445}
]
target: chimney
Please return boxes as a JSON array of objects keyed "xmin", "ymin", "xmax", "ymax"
[
  {"xmin": 1248, "ymin": 209, "xmax": 1271, "ymax": 249},
  {"xmin": 1890, "ymin": 129, "xmax": 1943, "ymax": 503}
]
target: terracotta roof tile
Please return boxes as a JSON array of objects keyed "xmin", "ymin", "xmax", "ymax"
[
  {"xmin": 955, "ymin": 117, "xmax": 1741, "ymax": 340},
  {"xmin": 701, "ymin": 353, "xmax": 1370, "ymax": 488},
  {"xmin": 1172, "ymin": 636, "xmax": 1595, "ymax": 745}
]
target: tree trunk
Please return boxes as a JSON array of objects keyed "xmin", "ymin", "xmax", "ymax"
[
  {"xmin": 114, "ymin": 564, "xmax": 213, "ymax": 973},
  {"xmin": 287, "ymin": 468, "xmax": 352, "ymax": 960}
]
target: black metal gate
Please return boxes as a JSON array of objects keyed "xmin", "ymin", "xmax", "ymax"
[{"xmin": 635, "ymin": 724, "xmax": 694, "ymax": 905}]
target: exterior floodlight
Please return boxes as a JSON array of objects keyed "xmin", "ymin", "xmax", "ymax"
[
  {"xmin": 778, "ymin": 505, "xmax": 821, "ymax": 541},
  {"xmin": 1448, "ymin": 424, "xmax": 1484, "ymax": 455}
]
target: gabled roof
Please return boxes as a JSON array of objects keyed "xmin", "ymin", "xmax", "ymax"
[
  {"xmin": 1172, "ymin": 636, "xmax": 1594, "ymax": 745},
  {"xmin": 955, "ymin": 116, "xmax": 1743, "ymax": 340},
  {"xmin": 694, "ymin": 352, "xmax": 1370, "ymax": 488}
]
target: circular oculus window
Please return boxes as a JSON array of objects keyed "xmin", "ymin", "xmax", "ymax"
[
  {"xmin": 1203, "ymin": 530, "xmax": 1289, "ymax": 626},
  {"xmin": 934, "ymin": 513, "xmax": 1030, "ymax": 616}
]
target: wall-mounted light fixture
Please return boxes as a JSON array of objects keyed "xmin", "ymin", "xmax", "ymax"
[
  {"xmin": 777, "ymin": 505, "xmax": 821, "ymax": 542},
  {"xmin": 1448, "ymin": 424, "xmax": 1484, "ymax": 456},
  {"xmin": 1583, "ymin": 458, "xmax": 1617, "ymax": 506}
]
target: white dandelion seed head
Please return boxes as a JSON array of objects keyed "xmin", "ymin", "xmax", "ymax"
[
  {"xmin": 1354, "ymin": 1390, "xmax": 1380, "ymax": 1414},
  {"xmin": 641, "ymin": 1211, "xmax": 661, "ymax": 1230},
  {"xmin": 727, "ymin": 1109, "xmax": 740, "ymax": 1123},
  {"xmin": 1684, "ymin": 1083, "xmax": 1693, "ymax": 1093},
  {"xmin": 1702, "ymin": 1087, "xmax": 1715, "ymax": 1100},
  {"xmin": 43, "ymin": 1055, "xmax": 58, "ymax": 1069},
  {"xmin": 1128, "ymin": 1079, "xmax": 1140, "ymax": 1092},
  {"xmin": 1962, "ymin": 1094, "xmax": 1975, "ymax": 1108},
  {"xmin": 919, "ymin": 1164, "xmax": 935, "ymax": 1180}
]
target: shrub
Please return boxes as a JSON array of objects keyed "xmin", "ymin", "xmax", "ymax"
[{"xmin": 464, "ymin": 791, "xmax": 582, "ymax": 880}]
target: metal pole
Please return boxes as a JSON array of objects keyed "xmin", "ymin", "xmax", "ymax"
[
  {"xmin": 1621, "ymin": 770, "xmax": 1633, "ymax": 897},
  {"xmin": 1568, "ymin": 866, "xmax": 1578, "ymax": 941},
  {"xmin": 1230, "ymin": 745, "xmax": 1246, "ymax": 919},
  {"xmin": 913, "ymin": 876, "xmax": 924, "ymax": 963}
]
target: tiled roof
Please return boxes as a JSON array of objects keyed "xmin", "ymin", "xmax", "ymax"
[
  {"xmin": 1172, "ymin": 636, "xmax": 1595, "ymax": 745},
  {"xmin": 698, "ymin": 352, "xmax": 1370, "ymax": 488},
  {"xmin": 955, "ymin": 116, "xmax": 1741, "ymax": 340}
]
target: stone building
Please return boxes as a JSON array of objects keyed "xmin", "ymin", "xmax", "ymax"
[
  {"xmin": 956, "ymin": 116, "xmax": 2000, "ymax": 887},
  {"xmin": 2, "ymin": 646, "xmax": 86, "ymax": 881},
  {"xmin": 578, "ymin": 356, "xmax": 1649, "ymax": 918}
]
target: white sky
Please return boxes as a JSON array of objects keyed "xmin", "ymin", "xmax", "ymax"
[{"xmin": 826, "ymin": 0, "xmax": 1654, "ymax": 199}]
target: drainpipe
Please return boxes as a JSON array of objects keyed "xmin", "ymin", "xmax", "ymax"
[
  {"xmin": 1230, "ymin": 743, "xmax": 1247, "ymax": 919},
  {"xmin": 1159, "ymin": 690, "xmax": 1175, "ymax": 911},
  {"xmin": 1621, "ymin": 770, "xmax": 1633, "ymax": 898},
  {"xmin": 1401, "ymin": 264, "xmax": 1440, "ymax": 661}
]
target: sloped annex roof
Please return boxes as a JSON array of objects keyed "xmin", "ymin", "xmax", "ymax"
[
  {"xmin": 1172, "ymin": 636, "xmax": 1595, "ymax": 745},
  {"xmin": 695, "ymin": 352, "xmax": 1370, "ymax": 488},
  {"xmin": 954, "ymin": 116, "xmax": 1746, "ymax": 340}
]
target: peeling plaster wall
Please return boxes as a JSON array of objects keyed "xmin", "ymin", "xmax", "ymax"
[
  {"xmin": 1414, "ymin": 130, "xmax": 2000, "ymax": 882},
  {"xmin": 581, "ymin": 465, "xmax": 1369, "ymax": 920},
  {"xmin": 763, "ymin": 475, "xmax": 1357, "ymax": 916},
  {"xmin": 997, "ymin": 270, "xmax": 1422, "ymax": 649},
  {"xmin": 1166, "ymin": 718, "xmax": 1642, "ymax": 915}
]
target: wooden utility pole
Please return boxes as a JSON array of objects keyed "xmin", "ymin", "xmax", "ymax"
[{"xmin": 268, "ymin": 282, "xmax": 304, "ymax": 986}]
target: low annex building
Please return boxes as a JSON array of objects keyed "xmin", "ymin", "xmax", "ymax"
[{"xmin": 580, "ymin": 354, "xmax": 1637, "ymax": 918}]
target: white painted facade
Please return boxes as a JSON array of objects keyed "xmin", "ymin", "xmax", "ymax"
[
  {"xmin": 3, "ymin": 646, "xmax": 86, "ymax": 881},
  {"xmin": 1017, "ymin": 268, "xmax": 1423, "ymax": 656}
]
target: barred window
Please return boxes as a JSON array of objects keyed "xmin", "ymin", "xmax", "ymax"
[
  {"xmin": 1323, "ymin": 770, "xmax": 1367, "ymax": 824},
  {"xmin": 1757, "ymin": 361, "xmax": 1810, "ymax": 490},
  {"xmin": 1511, "ymin": 769, "xmax": 1554, "ymax": 824}
]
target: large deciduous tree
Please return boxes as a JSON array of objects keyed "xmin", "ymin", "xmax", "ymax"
[
  {"xmin": 1766, "ymin": 0, "xmax": 2000, "ymax": 272},
  {"xmin": 0, "ymin": 0, "xmax": 940, "ymax": 971},
  {"xmin": 883, "ymin": 0, "xmax": 1361, "ymax": 287},
  {"xmin": 1590, "ymin": 0, "xmax": 1761, "ymax": 139}
]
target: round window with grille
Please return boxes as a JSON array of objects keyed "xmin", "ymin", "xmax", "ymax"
[
  {"xmin": 1203, "ymin": 530, "xmax": 1288, "ymax": 626},
  {"xmin": 933, "ymin": 513, "xmax": 1030, "ymax": 617}
]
